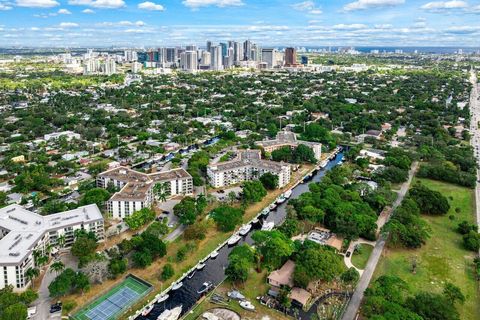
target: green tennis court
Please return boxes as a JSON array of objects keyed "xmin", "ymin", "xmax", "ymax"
[{"xmin": 71, "ymin": 275, "xmax": 152, "ymax": 320}]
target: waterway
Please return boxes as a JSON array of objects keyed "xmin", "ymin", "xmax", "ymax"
[{"xmin": 136, "ymin": 151, "xmax": 345, "ymax": 320}]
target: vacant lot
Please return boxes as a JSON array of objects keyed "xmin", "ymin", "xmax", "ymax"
[
  {"xmin": 374, "ymin": 178, "xmax": 480, "ymax": 320},
  {"xmin": 351, "ymin": 244, "xmax": 373, "ymax": 270}
]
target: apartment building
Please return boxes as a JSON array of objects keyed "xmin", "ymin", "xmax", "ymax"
[
  {"xmin": 97, "ymin": 167, "xmax": 193, "ymax": 219},
  {"xmin": 0, "ymin": 204, "xmax": 104, "ymax": 291},
  {"xmin": 207, "ymin": 149, "xmax": 291, "ymax": 188},
  {"xmin": 255, "ymin": 131, "xmax": 322, "ymax": 161}
]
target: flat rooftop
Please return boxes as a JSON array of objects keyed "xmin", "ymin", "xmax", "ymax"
[
  {"xmin": 208, "ymin": 149, "xmax": 287, "ymax": 173},
  {"xmin": 0, "ymin": 204, "xmax": 103, "ymax": 265}
]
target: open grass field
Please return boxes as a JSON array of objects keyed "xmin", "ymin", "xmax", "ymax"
[
  {"xmin": 72, "ymin": 276, "xmax": 152, "ymax": 320},
  {"xmin": 373, "ymin": 178, "xmax": 480, "ymax": 320},
  {"xmin": 351, "ymin": 244, "xmax": 373, "ymax": 270}
]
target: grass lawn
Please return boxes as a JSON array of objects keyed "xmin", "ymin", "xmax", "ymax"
[
  {"xmin": 351, "ymin": 244, "xmax": 373, "ymax": 270},
  {"xmin": 373, "ymin": 178, "xmax": 480, "ymax": 320}
]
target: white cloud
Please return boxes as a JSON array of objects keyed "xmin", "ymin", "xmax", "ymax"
[
  {"xmin": 344, "ymin": 0, "xmax": 405, "ymax": 11},
  {"xmin": 59, "ymin": 22, "xmax": 79, "ymax": 28},
  {"xmin": 374, "ymin": 24, "xmax": 393, "ymax": 29},
  {"xmin": 68, "ymin": 0, "xmax": 125, "ymax": 8},
  {"xmin": 82, "ymin": 8, "xmax": 94, "ymax": 13},
  {"xmin": 421, "ymin": 1, "xmax": 468, "ymax": 10},
  {"xmin": 31, "ymin": 27, "xmax": 40, "ymax": 30},
  {"xmin": 333, "ymin": 23, "xmax": 368, "ymax": 30},
  {"xmin": 0, "ymin": 3, "xmax": 13, "ymax": 10},
  {"xmin": 182, "ymin": 0, "xmax": 243, "ymax": 9},
  {"xmin": 444, "ymin": 25, "xmax": 480, "ymax": 33},
  {"xmin": 16, "ymin": 0, "xmax": 59, "ymax": 8},
  {"xmin": 292, "ymin": 1, "xmax": 322, "ymax": 14},
  {"xmin": 58, "ymin": 8, "xmax": 71, "ymax": 14},
  {"xmin": 138, "ymin": 1, "xmax": 164, "ymax": 11},
  {"xmin": 98, "ymin": 20, "xmax": 146, "ymax": 27}
]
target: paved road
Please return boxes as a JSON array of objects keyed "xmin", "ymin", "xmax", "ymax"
[
  {"xmin": 341, "ymin": 162, "xmax": 418, "ymax": 320},
  {"xmin": 33, "ymin": 253, "xmax": 79, "ymax": 320},
  {"xmin": 468, "ymin": 69, "xmax": 480, "ymax": 235}
]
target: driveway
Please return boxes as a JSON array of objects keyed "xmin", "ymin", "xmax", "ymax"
[
  {"xmin": 33, "ymin": 253, "xmax": 79, "ymax": 320},
  {"xmin": 341, "ymin": 162, "xmax": 418, "ymax": 320},
  {"xmin": 344, "ymin": 239, "xmax": 377, "ymax": 276}
]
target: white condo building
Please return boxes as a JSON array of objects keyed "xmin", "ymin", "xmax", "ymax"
[
  {"xmin": 207, "ymin": 149, "xmax": 291, "ymax": 188},
  {"xmin": 0, "ymin": 204, "xmax": 104, "ymax": 291},
  {"xmin": 255, "ymin": 131, "xmax": 322, "ymax": 161},
  {"xmin": 97, "ymin": 167, "xmax": 193, "ymax": 219}
]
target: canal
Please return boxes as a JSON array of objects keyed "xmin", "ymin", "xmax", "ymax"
[{"xmin": 136, "ymin": 151, "xmax": 345, "ymax": 320}]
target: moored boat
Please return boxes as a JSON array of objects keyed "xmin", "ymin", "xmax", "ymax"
[
  {"xmin": 142, "ymin": 304, "xmax": 154, "ymax": 316},
  {"xmin": 210, "ymin": 250, "xmax": 219, "ymax": 259},
  {"xmin": 156, "ymin": 294, "xmax": 169, "ymax": 303},
  {"xmin": 197, "ymin": 282, "xmax": 213, "ymax": 294},
  {"xmin": 261, "ymin": 221, "xmax": 274, "ymax": 231},
  {"xmin": 239, "ymin": 223, "xmax": 252, "ymax": 236},
  {"xmin": 196, "ymin": 262, "xmax": 206, "ymax": 270},
  {"xmin": 157, "ymin": 305, "xmax": 182, "ymax": 320},
  {"xmin": 171, "ymin": 281, "xmax": 183, "ymax": 290},
  {"xmin": 227, "ymin": 234, "xmax": 241, "ymax": 245}
]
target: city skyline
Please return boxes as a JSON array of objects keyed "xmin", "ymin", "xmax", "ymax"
[{"xmin": 0, "ymin": 0, "xmax": 480, "ymax": 47}]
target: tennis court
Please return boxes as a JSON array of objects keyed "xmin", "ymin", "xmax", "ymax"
[{"xmin": 72, "ymin": 275, "xmax": 152, "ymax": 320}]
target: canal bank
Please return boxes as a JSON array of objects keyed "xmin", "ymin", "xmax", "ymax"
[{"xmin": 133, "ymin": 149, "xmax": 345, "ymax": 320}]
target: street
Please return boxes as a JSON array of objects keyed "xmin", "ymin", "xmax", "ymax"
[
  {"xmin": 468, "ymin": 69, "xmax": 480, "ymax": 235},
  {"xmin": 341, "ymin": 162, "xmax": 418, "ymax": 320}
]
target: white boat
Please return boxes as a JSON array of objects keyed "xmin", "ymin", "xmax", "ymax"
[
  {"xmin": 261, "ymin": 208, "xmax": 270, "ymax": 216},
  {"xmin": 276, "ymin": 196, "xmax": 286, "ymax": 204},
  {"xmin": 269, "ymin": 203, "xmax": 277, "ymax": 210},
  {"xmin": 187, "ymin": 270, "xmax": 196, "ymax": 278},
  {"xmin": 142, "ymin": 304, "xmax": 154, "ymax": 316},
  {"xmin": 239, "ymin": 224, "xmax": 252, "ymax": 236},
  {"xmin": 227, "ymin": 290, "xmax": 245, "ymax": 300},
  {"xmin": 156, "ymin": 294, "xmax": 169, "ymax": 303},
  {"xmin": 227, "ymin": 234, "xmax": 241, "ymax": 245},
  {"xmin": 252, "ymin": 218, "xmax": 259, "ymax": 224},
  {"xmin": 196, "ymin": 262, "xmax": 206, "ymax": 270},
  {"xmin": 283, "ymin": 190, "xmax": 292, "ymax": 199},
  {"xmin": 210, "ymin": 250, "xmax": 219, "ymax": 259},
  {"xmin": 261, "ymin": 221, "xmax": 274, "ymax": 231},
  {"xmin": 239, "ymin": 300, "xmax": 255, "ymax": 311},
  {"xmin": 157, "ymin": 305, "xmax": 182, "ymax": 320},
  {"xmin": 171, "ymin": 281, "xmax": 183, "ymax": 290},
  {"xmin": 197, "ymin": 281, "xmax": 213, "ymax": 294}
]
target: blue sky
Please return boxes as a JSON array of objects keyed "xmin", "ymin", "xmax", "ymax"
[{"xmin": 0, "ymin": 0, "xmax": 480, "ymax": 47}]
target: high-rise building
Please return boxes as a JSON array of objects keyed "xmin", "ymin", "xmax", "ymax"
[
  {"xmin": 124, "ymin": 50, "xmax": 138, "ymax": 62},
  {"xmin": 186, "ymin": 45, "xmax": 197, "ymax": 52},
  {"xmin": 261, "ymin": 48, "xmax": 278, "ymax": 68},
  {"xmin": 180, "ymin": 50, "xmax": 197, "ymax": 72},
  {"xmin": 301, "ymin": 55, "xmax": 308, "ymax": 65},
  {"xmin": 206, "ymin": 41, "xmax": 212, "ymax": 53},
  {"xmin": 243, "ymin": 40, "xmax": 252, "ymax": 60},
  {"xmin": 104, "ymin": 58, "xmax": 117, "ymax": 75},
  {"xmin": 220, "ymin": 43, "xmax": 228, "ymax": 57},
  {"xmin": 233, "ymin": 42, "xmax": 243, "ymax": 65},
  {"xmin": 210, "ymin": 45, "xmax": 223, "ymax": 71},
  {"xmin": 166, "ymin": 47, "xmax": 177, "ymax": 63},
  {"xmin": 284, "ymin": 47, "xmax": 297, "ymax": 67},
  {"xmin": 225, "ymin": 47, "xmax": 234, "ymax": 68},
  {"xmin": 201, "ymin": 51, "xmax": 211, "ymax": 66}
]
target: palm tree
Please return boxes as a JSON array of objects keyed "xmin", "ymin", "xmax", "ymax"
[
  {"xmin": 153, "ymin": 182, "xmax": 168, "ymax": 202},
  {"xmin": 25, "ymin": 268, "xmax": 40, "ymax": 289},
  {"xmin": 57, "ymin": 234, "xmax": 66, "ymax": 248},
  {"xmin": 50, "ymin": 261, "xmax": 65, "ymax": 274}
]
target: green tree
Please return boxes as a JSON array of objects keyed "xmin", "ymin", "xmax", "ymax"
[
  {"xmin": 71, "ymin": 231, "xmax": 98, "ymax": 268},
  {"xmin": 50, "ymin": 261, "xmax": 65, "ymax": 274},
  {"xmin": 80, "ymin": 188, "xmax": 111, "ymax": 208},
  {"xmin": 242, "ymin": 180, "xmax": 267, "ymax": 204},
  {"xmin": 409, "ymin": 184, "xmax": 450, "ymax": 215},
  {"xmin": 173, "ymin": 197, "xmax": 197, "ymax": 225},
  {"xmin": 210, "ymin": 205, "xmax": 244, "ymax": 232},
  {"xmin": 124, "ymin": 207, "xmax": 156, "ymax": 230},
  {"xmin": 252, "ymin": 230, "xmax": 293, "ymax": 270},
  {"xmin": 463, "ymin": 231, "xmax": 480, "ymax": 251},
  {"xmin": 161, "ymin": 264, "xmax": 174, "ymax": 281},
  {"xmin": 260, "ymin": 172, "xmax": 279, "ymax": 190}
]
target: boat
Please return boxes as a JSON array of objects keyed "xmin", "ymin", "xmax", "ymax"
[
  {"xmin": 227, "ymin": 290, "xmax": 245, "ymax": 300},
  {"xmin": 276, "ymin": 196, "xmax": 286, "ymax": 204},
  {"xmin": 171, "ymin": 281, "xmax": 183, "ymax": 290},
  {"xmin": 142, "ymin": 304, "xmax": 154, "ymax": 316},
  {"xmin": 187, "ymin": 270, "xmax": 196, "ymax": 278},
  {"xmin": 227, "ymin": 234, "xmax": 241, "ymax": 245},
  {"xmin": 156, "ymin": 294, "xmax": 169, "ymax": 303},
  {"xmin": 210, "ymin": 250, "xmax": 219, "ymax": 259},
  {"xmin": 196, "ymin": 262, "xmax": 206, "ymax": 270},
  {"xmin": 239, "ymin": 300, "xmax": 255, "ymax": 311},
  {"xmin": 283, "ymin": 190, "xmax": 292, "ymax": 199},
  {"xmin": 261, "ymin": 221, "xmax": 274, "ymax": 231},
  {"xmin": 252, "ymin": 217, "xmax": 259, "ymax": 224},
  {"xmin": 157, "ymin": 305, "xmax": 182, "ymax": 320},
  {"xmin": 197, "ymin": 282, "xmax": 213, "ymax": 294},
  {"xmin": 268, "ymin": 203, "xmax": 277, "ymax": 211},
  {"xmin": 239, "ymin": 224, "xmax": 252, "ymax": 236},
  {"xmin": 261, "ymin": 208, "xmax": 270, "ymax": 216}
]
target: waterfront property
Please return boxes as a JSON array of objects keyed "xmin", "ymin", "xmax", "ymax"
[
  {"xmin": 207, "ymin": 149, "xmax": 291, "ymax": 188},
  {"xmin": 0, "ymin": 204, "xmax": 104, "ymax": 291},
  {"xmin": 97, "ymin": 166, "xmax": 193, "ymax": 219},
  {"xmin": 255, "ymin": 131, "xmax": 322, "ymax": 161}
]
